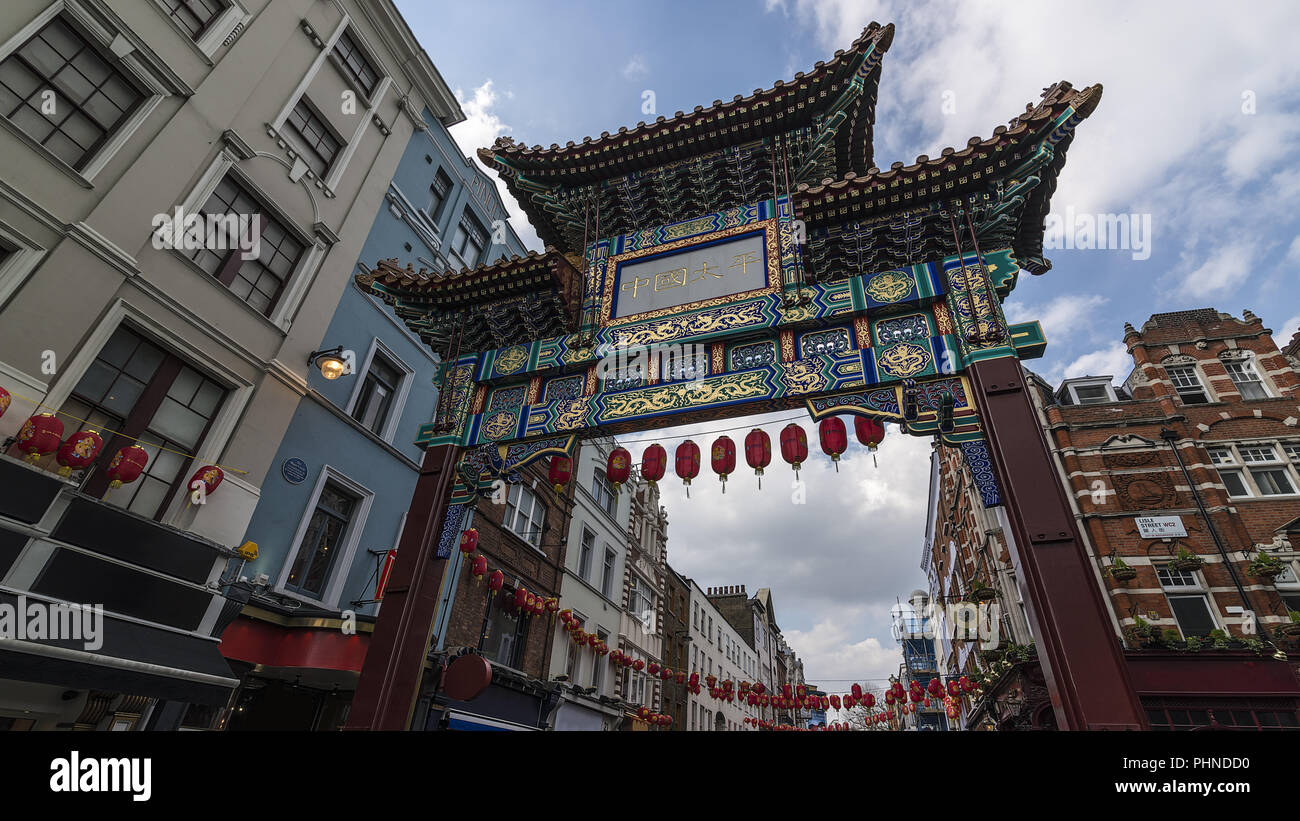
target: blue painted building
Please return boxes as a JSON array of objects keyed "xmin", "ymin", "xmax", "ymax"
[{"xmin": 217, "ymin": 106, "xmax": 527, "ymax": 730}]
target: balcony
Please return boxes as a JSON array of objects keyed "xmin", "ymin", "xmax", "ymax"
[{"xmin": 0, "ymin": 455, "xmax": 240, "ymax": 719}]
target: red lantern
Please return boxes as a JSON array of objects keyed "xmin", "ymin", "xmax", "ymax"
[
  {"xmin": 818, "ymin": 417, "xmax": 847, "ymax": 471},
  {"xmin": 512, "ymin": 587, "xmax": 528, "ymax": 610},
  {"xmin": 15, "ymin": 413, "xmax": 63, "ymax": 463},
  {"xmin": 779, "ymin": 423, "xmax": 807, "ymax": 478},
  {"xmin": 648, "ymin": 662, "xmax": 660, "ymax": 676},
  {"xmin": 488, "ymin": 570, "xmax": 504, "ymax": 597},
  {"xmin": 471, "ymin": 554, "xmax": 487, "ymax": 583},
  {"xmin": 459, "ymin": 528, "xmax": 479, "ymax": 557},
  {"xmin": 105, "ymin": 445, "xmax": 148, "ymax": 489},
  {"xmin": 752, "ymin": 682, "xmax": 764, "ymax": 695},
  {"xmin": 0, "ymin": 386, "xmax": 10, "ymax": 419},
  {"xmin": 854, "ymin": 416, "xmax": 885, "ymax": 453},
  {"xmin": 710, "ymin": 435, "xmax": 735, "ymax": 492},
  {"xmin": 632, "ymin": 659, "xmax": 644, "ymax": 672},
  {"xmin": 187, "ymin": 463, "xmax": 224, "ymax": 501},
  {"xmin": 675, "ymin": 671, "xmax": 685, "ymax": 684},
  {"xmin": 641, "ymin": 443, "xmax": 666, "ymax": 487},
  {"xmin": 675, "ymin": 440, "xmax": 700, "ymax": 496},
  {"xmin": 548, "ymin": 454, "xmax": 572, "ymax": 493},
  {"xmin": 928, "ymin": 678, "xmax": 943, "ymax": 697},
  {"xmin": 744, "ymin": 428, "xmax": 771, "ymax": 488},
  {"xmin": 829, "ymin": 694, "xmax": 841, "ymax": 710},
  {"xmin": 56, "ymin": 429, "xmax": 103, "ymax": 477},
  {"xmin": 851, "ymin": 683, "xmax": 863, "ymax": 700},
  {"xmin": 863, "ymin": 693, "xmax": 875, "ymax": 709},
  {"xmin": 606, "ymin": 446, "xmax": 631, "ymax": 492},
  {"xmin": 661, "ymin": 667, "xmax": 672, "ymax": 681}
]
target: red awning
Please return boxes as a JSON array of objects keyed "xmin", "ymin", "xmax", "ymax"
[{"xmin": 219, "ymin": 617, "xmax": 370, "ymax": 673}]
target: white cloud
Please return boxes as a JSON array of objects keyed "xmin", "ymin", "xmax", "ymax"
[
  {"xmin": 1170, "ymin": 240, "xmax": 1259, "ymax": 299},
  {"xmin": 622, "ymin": 55, "xmax": 649, "ymax": 81},
  {"xmin": 1062, "ymin": 341, "xmax": 1132, "ymax": 382},
  {"xmin": 1004, "ymin": 293, "xmax": 1108, "ymax": 342},
  {"xmin": 1287, "ymin": 236, "xmax": 1300, "ymax": 264},
  {"xmin": 450, "ymin": 80, "xmax": 543, "ymax": 251}
]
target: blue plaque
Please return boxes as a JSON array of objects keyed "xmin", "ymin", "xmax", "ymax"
[{"xmin": 282, "ymin": 457, "xmax": 309, "ymax": 485}]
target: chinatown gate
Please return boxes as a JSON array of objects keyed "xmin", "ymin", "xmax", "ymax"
[{"xmin": 344, "ymin": 23, "xmax": 1148, "ymax": 730}]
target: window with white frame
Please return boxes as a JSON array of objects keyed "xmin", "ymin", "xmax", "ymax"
[
  {"xmin": 351, "ymin": 350, "xmax": 404, "ymax": 437},
  {"xmin": 1223, "ymin": 358, "xmax": 1269, "ymax": 400},
  {"xmin": 503, "ymin": 484, "xmax": 545, "ymax": 547},
  {"xmin": 1275, "ymin": 563, "xmax": 1300, "ymax": 613},
  {"xmin": 283, "ymin": 97, "xmax": 341, "ymax": 177},
  {"xmin": 592, "ymin": 468, "xmax": 617, "ymax": 519},
  {"xmin": 629, "ymin": 575, "xmax": 654, "ymax": 629},
  {"xmin": 1156, "ymin": 564, "xmax": 1218, "ymax": 637},
  {"xmin": 186, "ymin": 174, "xmax": 306, "ymax": 315},
  {"xmin": 448, "ymin": 211, "xmax": 487, "ymax": 268},
  {"xmin": 0, "ymin": 15, "xmax": 146, "ymax": 170},
  {"xmin": 592, "ymin": 629, "xmax": 608, "ymax": 690},
  {"xmin": 1208, "ymin": 444, "xmax": 1297, "ymax": 497},
  {"xmin": 329, "ymin": 28, "xmax": 379, "ymax": 98},
  {"xmin": 427, "ymin": 168, "xmax": 453, "ymax": 223},
  {"xmin": 158, "ymin": 0, "xmax": 230, "ymax": 41},
  {"xmin": 577, "ymin": 527, "xmax": 594, "ymax": 581},
  {"xmin": 601, "ymin": 547, "xmax": 616, "ymax": 598},
  {"xmin": 564, "ymin": 611, "xmax": 585, "ymax": 679},
  {"xmin": 1165, "ymin": 364, "xmax": 1210, "ymax": 404},
  {"xmin": 1285, "ymin": 443, "xmax": 1300, "ymax": 464},
  {"xmin": 285, "ymin": 480, "xmax": 359, "ymax": 599}
]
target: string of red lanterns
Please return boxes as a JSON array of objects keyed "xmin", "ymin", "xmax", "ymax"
[
  {"xmin": 6, "ymin": 412, "xmax": 228, "ymax": 502},
  {"xmin": 543, "ymin": 418, "xmax": 887, "ymax": 502}
]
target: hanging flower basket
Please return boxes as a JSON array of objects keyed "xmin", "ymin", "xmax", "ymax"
[
  {"xmin": 1106, "ymin": 559, "xmax": 1138, "ymax": 582},
  {"xmin": 966, "ymin": 581, "xmax": 997, "ymax": 603},
  {"xmin": 1167, "ymin": 548, "xmax": 1203, "ymax": 572},
  {"xmin": 1247, "ymin": 550, "xmax": 1285, "ymax": 579}
]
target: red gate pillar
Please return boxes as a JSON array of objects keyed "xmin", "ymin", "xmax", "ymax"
[
  {"xmin": 967, "ymin": 356, "xmax": 1146, "ymax": 730},
  {"xmin": 345, "ymin": 443, "xmax": 461, "ymax": 730}
]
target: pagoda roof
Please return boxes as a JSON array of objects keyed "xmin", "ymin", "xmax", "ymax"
[
  {"xmin": 794, "ymin": 81, "xmax": 1101, "ymax": 274},
  {"xmin": 356, "ymin": 250, "xmax": 582, "ymax": 350},
  {"xmin": 478, "ymin": 23, "xmax": 894, "ymax": 252}
]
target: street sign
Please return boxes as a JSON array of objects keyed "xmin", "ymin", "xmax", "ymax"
[{"xmin": 1135, "ymin": 515, "xmax": 1186, "ymax": 539}]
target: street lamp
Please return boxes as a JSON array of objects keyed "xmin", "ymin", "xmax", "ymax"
[{"xmin": 308, "ymin": 346, "xmax": 349, "ymax": 380}]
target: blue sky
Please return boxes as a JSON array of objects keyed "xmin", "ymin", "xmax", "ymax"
[{"xmin": 397, "ymin": 0, "xmax": 1300, "ymax": 691}]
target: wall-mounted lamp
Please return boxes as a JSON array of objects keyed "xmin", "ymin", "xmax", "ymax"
[{"xmin": 308, "ymin": 346, "xmax": 349, "ymax": 380}]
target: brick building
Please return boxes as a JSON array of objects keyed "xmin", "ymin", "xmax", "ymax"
[
  {"xmin": 417, "ymin": 454, "xmax": 575, "ymax": 730},
  {"xmin": 661, "ymin": 566, "xmax": 690, "ymax": 730},
  {"xmin": 612, "ymin": 470, "xmax": 668, "ymax": 729},
  {"xmin": 929, "ymin": 308, "xmax": 1300, "ymax": 731}
]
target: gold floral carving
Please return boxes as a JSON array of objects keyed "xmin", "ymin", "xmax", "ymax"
[
  {"xmin": 877, "ymin": 342, "xmax": 931, "ymax": 378},
  {"xmin": 602, "ymin": 371, "xmax": 769, "ymax": 419},
  {"xmin": 781, "ymin": 360, "xmax": 828, "ymax": 395},
  {"xmin": 482, "ymin": 411, "xmax": 516, "ymax": 440},
  {"xmin": 495, "ymin": 345, "xmax": 529, "ymax": 375},
  {"xmin": 613, "ymin": 300, "xmax": 769, "ymax": 347},
  {"xmin": 866, "ymin": 270, "xmax": 914, "ymax": 303}
]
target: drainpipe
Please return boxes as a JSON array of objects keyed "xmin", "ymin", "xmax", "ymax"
[{"xmin": 1158, "ymin": 428, "xmax": 1268, "ymax": 640}]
